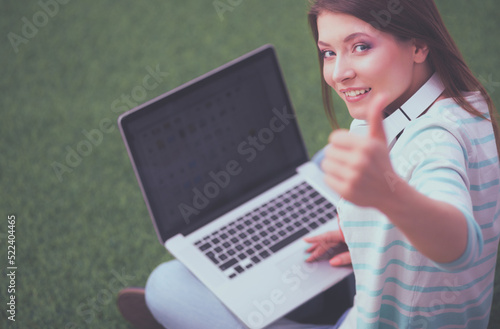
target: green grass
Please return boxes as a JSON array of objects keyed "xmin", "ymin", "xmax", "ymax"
[{"xmin": 1, "ymin": 0, "xmax": 499, "ymax": 328}]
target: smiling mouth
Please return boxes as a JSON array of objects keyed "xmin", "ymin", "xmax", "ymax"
[{"xmin": 343, "ymin": 88, "xmax": 372, "ymax": 97}]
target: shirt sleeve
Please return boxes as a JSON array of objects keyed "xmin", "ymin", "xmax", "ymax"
[{"xmin": 396, "ymin": 123, "xmax": 483, "ymax": 272}]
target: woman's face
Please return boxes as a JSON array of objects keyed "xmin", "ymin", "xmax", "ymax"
[{"xmin": 317, "ymin": 11, "xmax": 424, "ymax": 120}]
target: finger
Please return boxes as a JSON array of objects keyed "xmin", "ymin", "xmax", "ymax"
[
  {"xmin": 323, "ymin": 167, "xmax": 349, "ymax": 196},
  {"xmin": 328, "ymin": 130, "xmax": 363, "ymax": 149},
  {"xmin": 303, "ymin": 231, "xmax": 341, "ymax": 244},
  {"xmin": 323, "ymin": 142, "xmax": 352, "ymax": 164},
  {"xmin": 328, "ymin": 129, "xmax": 350, "ymax": 146},
  {"xmin": 305, "ymin": 243, "xmax": 330, "ymax": 262},
  {"xmin": 329, "ymin": 251, "xmax": 351, "ymax": 267},
  {"xmin": 304, "ymin": 231, "xmax": 344, "ymax": 263},
  {"xmin": 322, "ymin": 147, "xmax": 356, "ymax": 176},
  {"xmin": 368, "ymin": 94, "xmax": 388, "ymax": 143},
  {"xmin": 305, "ymin": 243, "xmax": 319, "ymax": 254}
]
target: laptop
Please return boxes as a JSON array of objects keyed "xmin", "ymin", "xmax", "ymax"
[{"xmin": 118, "ymin": 44, "xmax": 353, "ymax": 329}]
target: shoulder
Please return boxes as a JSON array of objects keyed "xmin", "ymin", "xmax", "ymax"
[
  {"xmin": 390, "ymin": 92, "xmax": 496, "ymax": 179},
  {"xmin": 396, "ymin": 92, "xmax": 491, "ymax": 154}
]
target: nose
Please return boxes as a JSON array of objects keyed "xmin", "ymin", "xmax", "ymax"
[{"xmin": 332, "ymin": 55, "xmax": 355, "ymax": 83}]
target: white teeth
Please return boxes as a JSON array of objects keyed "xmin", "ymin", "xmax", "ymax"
[{"xmin": 344, "ymin": 88, "xmax": 371, "ymax": 97}]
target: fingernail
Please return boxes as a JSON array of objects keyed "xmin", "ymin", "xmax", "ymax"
[{"xmin": 330, "ymin": 257, "xmax": 342, "ymax": 266}]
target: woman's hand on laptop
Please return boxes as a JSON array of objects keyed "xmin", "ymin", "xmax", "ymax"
[{"xmin": 303, "ymin": 231, "xmax": 351, "ymax": 266}]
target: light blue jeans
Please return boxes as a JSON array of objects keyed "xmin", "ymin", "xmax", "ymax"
[{"xmin": 145, "ymin": 260, "xmax": 351, "ymax": 329}]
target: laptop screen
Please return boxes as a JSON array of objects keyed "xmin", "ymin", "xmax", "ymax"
[{"xmin": 119, "ymin": 45, "xmax": 309, "ymax": 243}]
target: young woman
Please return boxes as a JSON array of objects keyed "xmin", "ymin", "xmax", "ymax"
[
  {"xmin": 303, "ymin": 0, "xmax": 500, "ymax": 328},
  {"xmin": 117, "ymin": 1, "xmax": 500, "ymax": 328}
]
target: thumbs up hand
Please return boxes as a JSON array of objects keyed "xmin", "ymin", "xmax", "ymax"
[{"xmin": 321, "ymin": 95, "xmax": 400, "ymax": 209}]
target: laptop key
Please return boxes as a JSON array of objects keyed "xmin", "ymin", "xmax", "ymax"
[
  {"xmin": 206, "ymin": 252, "xmax": 219, "ymax": 264},
  {"xmin": 259, "ymin": 250, "xmax": 270, "ymax": 259},
  {"xmin": 269, "ymin": 228, "xmax": 309, "ymax": 253},
  {"xmin": 251, "ymin": 256, "xmax": 261, "ymax": 264},
  {"xmin": 219, "ymin": 258, "xmax": 238, "ymax": 271},
  {"xmin": 199, "ymin": 243, "xmax": 211, "ymax": 251},
  {"xmin": 314, "ymin": 197, "xmax": 326, "ymax": 205}
]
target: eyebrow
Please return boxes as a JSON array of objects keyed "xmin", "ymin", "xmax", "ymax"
[{"xmin": 318, "ymin": 32, "xmax": 370, "ymax": 47}]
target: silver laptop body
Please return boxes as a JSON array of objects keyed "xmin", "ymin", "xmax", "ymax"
[{"xmin": 118, "ymin": 44, "xmax": 352, "ymax": 329}]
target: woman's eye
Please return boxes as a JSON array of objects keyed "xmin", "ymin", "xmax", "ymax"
[
  {"xmin": 321, "ymin": 50, "xmax": 336, "ymax": 59},
  {"xmin": 354, "ymin": 44, "xmax": 371, "ymax": 53}
]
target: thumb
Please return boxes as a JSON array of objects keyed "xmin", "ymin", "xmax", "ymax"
[
  {"xmin": 329, "ymin": 251, "xmax": 351, "ymax": 267},
  {"xmin": 368, "ymin": 94, "xmax": 388, "ymax": 142}
]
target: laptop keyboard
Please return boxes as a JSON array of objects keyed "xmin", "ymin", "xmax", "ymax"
[{"xmin": 194, "ymin": 182, "xmax": 336, "ymax": 279}]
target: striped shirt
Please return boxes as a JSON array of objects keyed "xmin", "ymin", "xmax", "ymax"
[{"xmin": 338, "ymin": 92, "xmax": 500, "ymax": 328}]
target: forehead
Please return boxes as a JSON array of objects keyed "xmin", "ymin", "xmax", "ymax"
[{"xmin": 317, "ymin": 11, "xmax": 379, "ymax": 44}]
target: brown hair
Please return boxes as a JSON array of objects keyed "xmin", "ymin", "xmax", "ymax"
[{"xmin": 308, "ymin": 0, "xmax": 500, "ymax": 155}]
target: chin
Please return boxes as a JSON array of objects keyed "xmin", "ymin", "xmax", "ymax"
[{"xmin": 347, "ymin": 107, "xmax": 367, "ymax": 121}]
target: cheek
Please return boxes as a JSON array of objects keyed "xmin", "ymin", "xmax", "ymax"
[
  {"xmin": 363, "ymin": 48, "xmax": 413, "ymax": 92},
  {"xmin": 358, "ymin": 51, "xmax": 393, "ymax": 80}
]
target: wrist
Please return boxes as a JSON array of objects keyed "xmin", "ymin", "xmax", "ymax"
[{"xmin": 377, "ymin": 174, "xmax": 414, "ymax": 219}]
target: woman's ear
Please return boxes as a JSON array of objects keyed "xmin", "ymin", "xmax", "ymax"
[{"xmin": 412, "ymin": 39, "xmax": 430, "ymax": 64}]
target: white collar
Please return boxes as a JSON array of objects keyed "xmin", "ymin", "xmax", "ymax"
[{"xmin": 349, "ymin": 72, "xmax": 445, "ymax": 148}]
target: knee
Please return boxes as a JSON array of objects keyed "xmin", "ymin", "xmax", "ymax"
[{"xmin": 145, "ymin": 260, "xmax": 186, "ymax": 309}]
